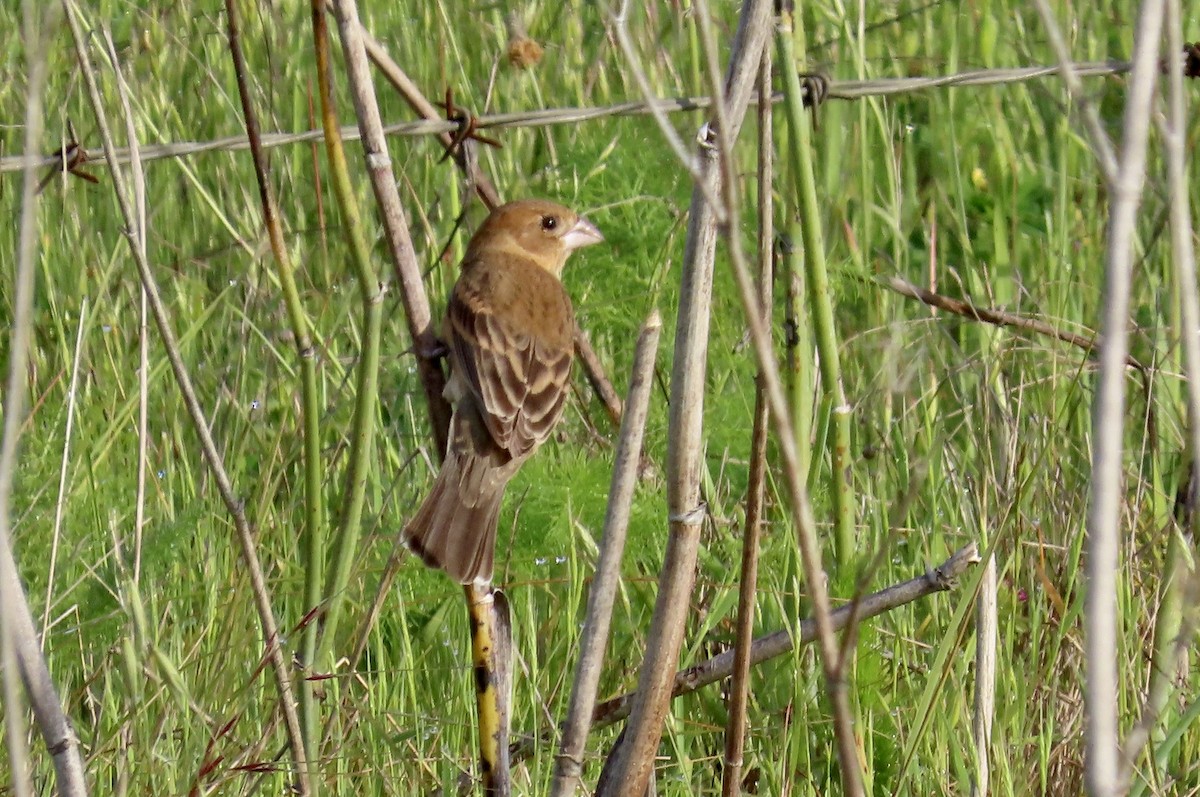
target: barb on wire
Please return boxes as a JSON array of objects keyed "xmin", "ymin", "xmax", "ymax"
[
  {"xmin": 437, "ymin": 86, "xmax": 502, "ymax": 163},
  {"xmin": 1164, "ymin": 41, "xmax": 1200, "ymax": 77},
  {"xmin": 36, "ymin": 120, "xmax": 99, "ymax": 193},
  {"xmin": 797, "ymin": 73, "xmax": 831, "ymax": 129},
  {"xmin": 799, "ymin": 72, "xmax": 830, "ymax": 107}
]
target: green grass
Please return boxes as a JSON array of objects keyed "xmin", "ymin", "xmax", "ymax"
[{"xmin": 2, "ymin": 0, "xmax": 1198, "ymax": 794}]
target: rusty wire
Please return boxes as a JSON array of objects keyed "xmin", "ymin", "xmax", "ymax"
[{"xmin": 2, "ymin": 57, "xmax": 1152, "ymax": 177}]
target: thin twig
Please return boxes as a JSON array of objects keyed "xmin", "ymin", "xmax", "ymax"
[
  {"xmin": 574, "ymin": 328, "xmax": 624, "ymax": 428},
  {"xmin": 328, "ymin": 0, "xmax": 451, "ymax": 459},
  {"xmin": 44, "ymin": 299, "xmax": 87, "ymax": 634},
  {"xmin": 1030, "ymin": 0, "xmax": 1119, "ymax": 182},
  {"xmin": 878, "ymin": 274, "xmax": 1148, "ymax": 372},
  {"xmin": 3, "ymin": 5, "xmax": 54, "ymax": 796},
  {"xmin": 720, "ymin": 45, "xmax": 773, "ymax": 797},
  {"xmin": 970, "ymin": 552, "xmax": 997, "ymax": 796},
  {"xmin": 63, "ymin": 3, "xmax": 311, "ymax": 793},
  {"xmin": 524, "ymin": 543, "xmax": 980, "ymax": 737},
  {"xmin": 326, "ymin": 0, "xmax": 502, "ymax": 208},
  {"xmin": 98, "ymin": 25, "xmax": 151, "ymax": 584},
  {"xmin": 610, "ymin": 0, "xmax": 726, "ymax": 222},
  {"xmin": 552, "ymin": 310, "xmax": 662, "ymax": 797}
]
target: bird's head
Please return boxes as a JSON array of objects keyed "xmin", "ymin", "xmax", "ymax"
[{"xmin": 466, "ymin": 199, "xmax": 604, "ymax": 277}]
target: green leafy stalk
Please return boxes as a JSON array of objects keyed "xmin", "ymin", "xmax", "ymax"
[
  {"xmin": 309, "ymin": 0, "xmax": 384, "ymax": 677},
  {"xmin": 781, "ymin": 220, "xmax": 813, "ymax": 486},
  {"xmin": 776, "ymin": 12, "xmax": 856, "ymax": 567},
  {"xmin": 222, "ymin": 1, "xmax": 327, "ymax": 778}
]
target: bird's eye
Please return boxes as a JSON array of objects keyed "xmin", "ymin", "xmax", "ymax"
[{"xmin": 540, "ymin": 215, "xmax": 559, "ymax": 231}]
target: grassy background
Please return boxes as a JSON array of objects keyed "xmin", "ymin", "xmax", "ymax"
[{"xmin": 2, "ymin": 0, "xmax": 1198, "ymax": 794}]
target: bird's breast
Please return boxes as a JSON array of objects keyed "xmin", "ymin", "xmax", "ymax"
[{"xmin": 461, "ymin": 255, "xmax": 575, "ymax": 352}]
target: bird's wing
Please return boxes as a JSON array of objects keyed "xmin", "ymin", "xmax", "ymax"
[{"xmin": 447, "ymin": 287, "xmax": 572, "ymax": 460}]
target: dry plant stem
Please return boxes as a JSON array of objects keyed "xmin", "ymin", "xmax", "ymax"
[
  {"xmin": 1, "ymin": 574, "xmax": 34, "ymax": 797},
  {"xmin": 1030, "ymin": 0, "xmax": 1119, "ymax": 183},
  {"xmin": 511, "ymin": 543, "xmax": 980, "ymax": 769},
  {"xmin": 589, "ymin": 543, "xmax": 981, "ymax": 729},
  {"xmin": 102, "ymin": 29, "xmax": 154, "ymax": 793},
  {"xmin": 44, "ymin": 300, "xmax": 87, "ymax": 634},
  {"xmin": 320, "ymin": 5, "xmax": 622, "ymax": 432},
  {"xmin": 326, "ymin": 8, "xmax": 517, "ymax": 793},
  {"xmin": 100, "ymin": 24, "xmax": 152, "ymax": 584},
  {"xmin": 62, "ymin": 4, "xmax": 311, "ymax": 794},
  {"xmin": 325, "ymin": 0, "xmax": 502, "ymax": 209},
  {"xmin": 971, "ymin": 551, "xmax": 997, "ymax": 796},
  {"xmin": 329, "ymin": 0, "xmax": 452, "ymax": 457},
  {"xmin": 307, "ymin": 0, "xmax": 385, "ymax": 675},
  {"xmin": 100, "ymin": 20, "xmax": 147, "ymax": 566},
  {"xmin": 222, "ymin": 0, "xmax": 326, "ymax": 777},
  {"xmin": 610, "ymin": 0, "xmax": 725, "ymax": 221},
  {"xmin": 466, "ymin": 586, "xmax": 513, "ymax": 796},
  {"xmin": 1121, "ymin": 0, "xmax": 1200, "ymax": 781},
  {"xmin": 720, "ymin": 48, "xmax": 772, "ymax": 797},
  {"xmin": 551, "ymin": 311, "xmax": 663, "ymax": 797},
  {"xmin": 135, "ymin": 287, "xmax": 148, "ymax": 580},
  {"xmin": 2, "ymin": 5, "xmax": 85, "ymax": 795},
  {"xmin": 777, "ymin": 13, "xmax": 855, "ymax": 566},
  {"xmin": 880, "ymin": 275, "xmax": 1149, "ymax": 372},
  {"xmin": 575, "ymin": 328, "xmax": 625, "ymax": 428},
  {"xmin": 597, "ymin": 1, "xmax": 774, "ymax": 793},
  {"xmin": 1034, "ymin": 2, "xmax": 1164, "ymax": 793}
]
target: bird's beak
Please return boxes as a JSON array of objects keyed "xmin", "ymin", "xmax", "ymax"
[{"xmin": 562, "ymin": 216, "xmax": 604, "ymax": 251}]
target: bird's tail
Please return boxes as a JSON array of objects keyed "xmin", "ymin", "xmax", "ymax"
[{"xmin": 402, "ymin": 452, "xmax": 507, "ymax": 585}]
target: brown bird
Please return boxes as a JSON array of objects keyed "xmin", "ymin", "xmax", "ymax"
[{"xmin": 403, "ymin": 199, "xmax": 604, "ymax": 584}]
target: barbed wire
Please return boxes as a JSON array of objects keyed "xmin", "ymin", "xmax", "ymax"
[{"xmin": 0, "ymin": 59, "xmax": 1136, "ymax": 175}]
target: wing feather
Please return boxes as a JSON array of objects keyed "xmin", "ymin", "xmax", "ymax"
[{"xmin": 447, "ymin": 278, "xmax": 573, "ymax": 459}]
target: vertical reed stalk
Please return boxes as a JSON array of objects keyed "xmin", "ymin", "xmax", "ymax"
[
  {"xmin": 783, "ymin": 226, "xmax": 813, "ymax": 485},
  {"xmin": 1032, "ymin": 1, "xmax": 1162, "ymax": 792},
  {"xmin": 465, "ymin": 586, "xmax": 513, "ymax": 796},
  {"xmin": 2, "ymin": 4, "xmax": 87, "ymax": 794}
]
